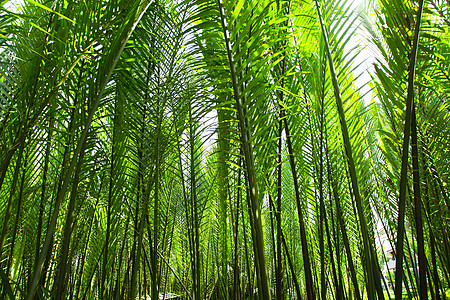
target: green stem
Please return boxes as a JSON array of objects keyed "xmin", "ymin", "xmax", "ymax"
[
  {"xmin": 314, "ymin": 1, "xmax": 382, "ymax": 298},
  {"xmin": 216, "ymin": 1, "xmax": 270, "ymax": 298},
  {"xmin": 394, "ymin": 0, "xmax": 425, "ymax": 297},
  {"xmin": 27, "ymin": 3, "xmax": 153, "ymax": 298},
  {"xmin": 411, "ymin": 101, "xmax": 427, "ymax": 299}
]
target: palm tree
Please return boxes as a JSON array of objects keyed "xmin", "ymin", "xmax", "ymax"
[{"xmin": 0, "ymin": 0, "xmax": 448, "ymax": 299}]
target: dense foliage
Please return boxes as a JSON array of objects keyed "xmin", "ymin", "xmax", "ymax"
[{"xmin": 0, "ymin": 0, "xmax": 449, "ymax": 299}]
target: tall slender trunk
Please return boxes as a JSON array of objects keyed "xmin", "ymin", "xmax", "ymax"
[
  {"xmin": 411, "ymin": 101, "xmax": 427, "ymax": 299},
  {"xmin": 130, "ymin": 132, "xmax": 153, "ymax": 300},
  {"xmin": 324, "ymin": 129, "xmax": 362, "ymax": 300},
  {"xmin": 75, "ymin": 173, "xmax": 104, "ymax": 299},
  {"xmin": 393, "ymin": 0, "xmax": 425, "ymax": 297},
  {"xmin": 267, "ymin": 194, "xmax": 302, "ymax": 299},
  {"xmin": 274, "ymin": 3, "xmax": 291, "ymax": 293},
  {"xmin": 0, "ymin": 139, "xmax": 25, "ymax": 256},
  {"xmin": 217, "ymin": 105, "xmax": 230, "ymax": 299},
  {"xmin": 318, "ymin": 55, "xmax": 327, "ymax": 300},
  {"xmin": 216, "ymin": 1, "xmax": 270, "ymax": 297},
  {"xmin": 422, "ymin": 153, "xmax": 441, "ymax": 300},
  {"xmin": 53, "ymin": 62, "xmax": 87, "ymax": 300},
  {"xmin": 325, "ymin": 194, "xmax": 342, "ymax": 300},
  {"xmin": 103, "ymin": 91, "xmax": 120, "ymax": 299},
  {"xmin": 54, "ymin": 138, "xmax": 88, "ymax": 300},
  {"xmin": 32, "ymin": 117, "xmax": 52, "ymax": 296},
  {"xmin": 151, "ymin": 105, "xmax": 161, "ymax": 300},
  {"xmin": 187, "ymin": 107, "xmax": 201, "ymax": 300},
  {"xmin": 131, "ymin": 83, "xmax": 147, "ymax": 300},
  {"xmin": 27, "ymin": 5, "xmax": 153, "ymax": 297},
  {"xmin": 36, "ymin": 98, "xmax": 78, "ymax": 296},
  {"xmin": 275, "ymin": 119, "xmax": 284, "ymax": 300},
  {"xmin": 6, "ymin": 145, "xmax": 29, "ymax": 275},
  {"xmin": 269, "ymin": 198, "xmax": 277, "ymax": 295},
  {"xmin": 314, "ymin": 1, "xmax": 384, "ymax": 298},
  {"xmin": 281, "ymin": 108, "xmax": 316, "ymax": 300},
  {"xmin": 330, "ymin": 200, "xmax": 345, "ymax": 300},
  {"xmin": 110, "ymin": 217, "xmax": 128, "ymax": 300},
  {"xmin": 233, "ymin": 158, "xmax": 242, "ymax": 300}
]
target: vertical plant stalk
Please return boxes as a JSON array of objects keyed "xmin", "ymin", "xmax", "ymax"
[
  {"xmin": 51, "ymin": 60, "xmax": 86, "ymax": 300},
  {"xmin": 151, "ymin": 170, "xmax": 159, "ymax": 300},
  {"xmin": 216, "ymin": 1, "xmax": 271, "ymax": 299},
  {"xmin": 103, "ymin": 79, "xmax": 126, "ymax": 298},
  {"xmin": 318, "ymin": 55, "xmax": 327, "ymax": 300},
  {"xmin": 112, "ymin": 219, "xmax": 129, "ymax": 300},
  {"xmin": 267, "ymin": 193, "xmax": 302, "ymax": 299},
  {"xmin": 274, "ymin": 3, "xmax": 291, "ymax": 294},
  {"xmin": 0, "ymin": 140, "xmax": 25, "ymax": 255},
  {"xmin": 152, "ymin": 96, "xmax": 162, "ymax": 300},
  {"xmin": 157, "ymin": 179, "xmax": 174, "ymax": 294},
  {"xmin": 217, "ymin": 106, "xmax": 230, "ymax": 298},
  {"xmin": 276, "ymin": 17, "xmax": 315, "ymax": 300},
  {"xmin": 6, "ymin": 146, "xmax": 29, "ymax": 275},
  {"xmin": 130, "ymin": 129, "xmax": 156, "ymax": 299},
  {"xmin": 324, "ymin": 127, "xmax": 362, "ymax": 300},
  {"xmin": 27, "ymin": 3, "xmax": 154, "ymax": 298},
  {"xmin": 75, "ymin": 172, "xmax": 104, "ymax": 299},
  {"xmin": 33, "ymin": 117, "xmax": 52, "ymax": 291},
  {"xmin": 394, "ymin": 0, "xmax": 425, "ymax": 298},
  {"xmin": 189, "ymin": 106, "xmax": 201, "ymax": 300},
  {"xmin": 130, "ymin": 58, "xmax": 150, "ymax": 300},
  {"xmin": 54, "ymin": 138, "xmax": 88, "ymax": 300},
  {"xmin": 233, "ymin": 158, "xmax": 242, "ymax": 300},
  {"xmin": 410, "ymin": 102, "xmax": 427, "ymax": 299},
  {"xmin": 35, "ymin": 60, "xmax": 85, "ymax": 294},
  {"xmin": 238, "ymin": 162, "xmax": 253, "ymax": 298},
  {"xmin": 324, "ymin": 195, "xmax": 342, "ymax": 300},
  {"xmin": 422, "ymin": 158, "xmax": 440, "ymax": 300},
  {"xmin": 281, "ymin": 107, "xmax": 316, "ymax": 300},
  {"xmin": 102, "ymin": 95, "xmax": 117, "ymax": 300},
  {"xmin": 81, "ymin": 242, "xmax": 107, "ymax": 300},
  {"xmin": 313, "ymin": 1, "xmax": 382, "ymax": 298},
  {"xmin": 276, "ymin": 119, "xmax": 284, "ymax": 300}
]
